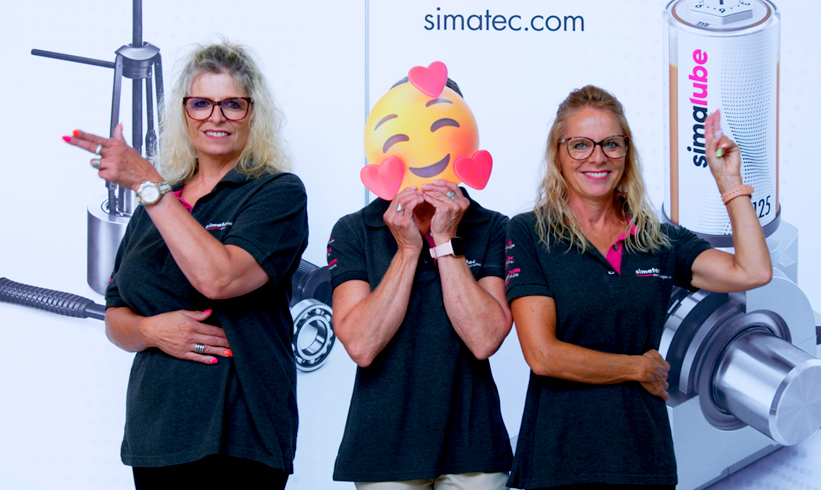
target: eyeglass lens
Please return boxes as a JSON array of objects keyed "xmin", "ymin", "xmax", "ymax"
[
  {"xmin": 184, "ymin": 98, "xmax": 251, "ymax": 121},
  {"xmin": 565, "ymin": 136, "xmax": 628, "ymax": 160}
]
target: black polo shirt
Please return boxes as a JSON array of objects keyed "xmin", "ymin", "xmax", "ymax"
[
  {"xmin": 327, "ymin": 190, "xmax": 513, "ymax": 482},
  {"xmin": 504, "ymin": 211, "xmax": 711, "ymax": 488},
  {"xmin": 106, "ymin": 170, "xmax": 308, "ymax": 472}
]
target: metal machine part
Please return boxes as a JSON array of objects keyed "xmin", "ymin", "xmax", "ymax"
[
  {"xmin": 32, "ymin": 0, "xmax": 164, "ymax": 294},
  {"xmin": 660, "ymin": 221, "xmax": 821, "ymax": 489},
  {"xmin": 0, "ymin": 278, "xmax": 106, "ymax": 320},
  {"xmin": 289, "ymin": 260, "xmax": 336, "ymax": 372}
]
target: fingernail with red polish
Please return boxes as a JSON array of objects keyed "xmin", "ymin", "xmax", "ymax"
[
  {"xmin": 210, "ymin": 358, "xmax": 218, "ymax": 364},
  {"xmin": 224, "ymin": 349, "xmax": 233, "ymax": 357},
  {"xmin": 72, "ymin": 129, "xmax": 81, "ymax": 137},
  {"xmin": 203, "ymin": 309, "xmax": 212, "ymax": 315},
  {"xmin": 62, "ymin": 136, "xmax": 71, "ymax": 143}
]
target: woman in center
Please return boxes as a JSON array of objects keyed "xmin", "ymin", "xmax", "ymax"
[{"xmin": 504, "ymin": 85, "xmax": 772, "ymax": 489}]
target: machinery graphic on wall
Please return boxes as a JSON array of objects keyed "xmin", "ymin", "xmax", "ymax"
[
  {"xmin": 0, "ymin": 0, "xmax": 336, "ymax": 373},
  {"xmin": 661, "ymin": 1, "xmax": 821, "ymax": 488}
]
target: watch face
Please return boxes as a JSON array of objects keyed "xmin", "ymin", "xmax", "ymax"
[
  {"xmin": 141, "ymin": 184, "xmax": 160, "ymax": 204},
  {"xmin": 451, "ymin": 237, "xmax": 465, "ymax": 256}
]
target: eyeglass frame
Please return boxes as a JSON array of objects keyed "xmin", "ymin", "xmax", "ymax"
[
  {"xmin": 182, "ymin": 96, "xmax": 254, "ymax": 121},
  {"xmin": 558, "ymin": 135, "xmax": 629, "ymax": 161}
]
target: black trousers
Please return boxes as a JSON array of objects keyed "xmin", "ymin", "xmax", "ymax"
[{"xmin": 132, "ymin": 454, "xmax": 289, "ymax": 490}]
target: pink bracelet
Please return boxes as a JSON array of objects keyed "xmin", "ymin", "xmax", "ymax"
[{"xmin": 721, "ymin": 184, "xmax": 754, "ymax": 205}]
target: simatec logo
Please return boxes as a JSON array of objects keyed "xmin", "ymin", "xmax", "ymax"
[{"xmin": 205, "ymin": 221, "xmax": 233, "ymax": 231}]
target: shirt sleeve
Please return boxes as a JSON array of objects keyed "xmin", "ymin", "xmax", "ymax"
[
  {"xmin": 222, "ymin": 173, "xmax": 308, "ymax": 287},
  {"xmin": 505, "ymin": 213, "xmax": 553, "ymax": 302},
  {"xmin": 476, "ymin": 213, "xmax": 509, "ymax": 280},
  {"xmin": 327, "ymin": 216, "xmax": 369, "ymax": 290},
  {"xmin": 668, "ymin": 224, "xmax": 712, "ymax": 291}
]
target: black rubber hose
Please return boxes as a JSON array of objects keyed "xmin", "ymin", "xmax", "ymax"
[{"xmin": 0, "ymin": 278, "xmax": 105, "ymax": 321}]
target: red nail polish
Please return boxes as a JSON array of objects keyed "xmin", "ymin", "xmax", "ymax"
[
  {"xmin": 224, "ymin": 349, "xmax": 233, "ymax": 358},
  {"xmin": 203, "ymin": 309, "xmax": 212, "ymax": 315},
  {"xmin": 210, "ymin": 358, "xmax": 218, "ymax": 364},
  {"xmin": 72, "ymin": 129, "xmax": 81, "ymax": 137},
  {"xmin": 62, "ymin": 136, "xmax": 71, "ymax": 143}
]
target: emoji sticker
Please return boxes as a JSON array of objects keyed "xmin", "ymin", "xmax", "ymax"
[{"xmin": 361, "ymin": 61, "xmax": 493, "ymax": 200}]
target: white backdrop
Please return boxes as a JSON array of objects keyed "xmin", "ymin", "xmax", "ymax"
[{"xmin": 0, "ymin": 0, "xmax": 818, "ymax": 488}]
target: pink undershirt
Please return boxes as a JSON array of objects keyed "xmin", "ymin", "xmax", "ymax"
[
  {"xmin": 173, "ymin": 190, "xmax": 193, "ymax": 213},
  {"xmin": 604, "ymin": 225, "xmax": 638, "ymax": 275}
]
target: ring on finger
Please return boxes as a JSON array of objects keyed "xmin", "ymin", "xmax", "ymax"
[
  {"xmin": 446, "ymin": 191, "xmax": 456, "ymax": 201},
  {"xmin": 194, "ymin": 343, "xmax": 206, "ymax": 354},
  {"xmin": 94, "ymin": 144, "xmax": 103, "ymax": 156},
  {"xmin": 90, "ymin": 158, "xmax": 102, "ymax": 169},
  {"xmin": 396, "ymin": 203, "xmax": 404, "ymax": 212}
]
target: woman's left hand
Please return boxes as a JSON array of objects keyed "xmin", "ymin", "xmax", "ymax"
[
  {"xmin": 64, "ymin": 123, "xmax": 162, "ymax": 191},
  {"xmin": 421, "ymin": 180, "xmax": 468, "ymax": 243},
  {"xmin": 704, "ymin": 109, "xmax": 744, "ymax": 193}
]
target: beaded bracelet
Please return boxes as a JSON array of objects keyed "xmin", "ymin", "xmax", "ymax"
[{"xmin": 721, "ymin": 184, "xmax": 754, "ymax": 205}]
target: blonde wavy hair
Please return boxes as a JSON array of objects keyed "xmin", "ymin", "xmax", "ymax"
[
  {"xmin": 158, "ymin": 40, "xmax": 290, "ymax": 184},
  {"xmin": 535, "ymin": 85, "xmax": 669, "ymax": 253}
]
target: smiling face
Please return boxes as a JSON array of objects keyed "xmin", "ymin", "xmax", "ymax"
[
  {"xmin": 559, "ymin": 107, "xmax": 626, "ymax": 206},
  {"xmin": 364, "ymin": 82, "xmax": 479, "ymax": 190},
  {"xmin": 185, "ymin": 72, "xmax": 252, "ymax": 167}
]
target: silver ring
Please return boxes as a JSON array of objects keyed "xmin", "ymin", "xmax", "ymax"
[
  {"xmin": 90, "ymin": 158, "xmax": 102, "ymax": 169},
  {"xmin": 396, "ymin": 203, "xmax": 404, "ymax": 212},
  {"xmin": 94, "ymin": 144, "xmax": 103, "ymax": 156},
  {"xmin": 713, "ymin": 129, "xmax": 723, "ymax": 138},
  {"xmin": 446, "ymin": 191, "xmax": 456, "ymax": 201},
  {"xmin": 194, "ymin": 343, "xmax": 206, "ymax": 354}
]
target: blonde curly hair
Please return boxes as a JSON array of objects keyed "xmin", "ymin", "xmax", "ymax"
[
  {"xmin": 535, "ymin": 85, "xmax": 669, "ymax": 253},
  {"xmin": 158, "ymin": 39, "xmax": 290, "ymax": 184}
]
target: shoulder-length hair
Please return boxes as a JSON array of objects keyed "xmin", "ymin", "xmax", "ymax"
[
  {"xmin": 158, "ymin": 39, "xmax": 290, "ymax": 184},
  {"xmin": 535, "ymin": 85, "xmax": 669, "ymax": 253}
]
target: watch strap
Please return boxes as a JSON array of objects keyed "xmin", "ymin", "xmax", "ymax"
[{"xmin": 429, "ymin": 237, "xmax": 465, "ymax": 258}]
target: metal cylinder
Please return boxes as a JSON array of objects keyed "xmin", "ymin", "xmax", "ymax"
[
  {"xmin": 87, "ymin": 199, "xmax": 130, "ymax": 295},
  {"xmin": 713, "ymin": 330, "xmax": 821, "ymax": 446},
  {"xmin": 663, "ymin": 0, "xmax": 780, "ymax": 246}
]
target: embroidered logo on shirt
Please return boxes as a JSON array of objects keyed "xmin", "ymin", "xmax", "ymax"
[
  {"xmin": 205, "ymin": 221, "xmax": 233, "ymax": 231},
  {"xmin": 466, "ymin": 259, "xmax": 482, "ymax": 269},
  {"xmin": 505, "ymin": 268, "xmax": 520, "ymax": 285},
  {"xmin": 634, "ymin": 267, "xmax": 671, "ymax": 280}
]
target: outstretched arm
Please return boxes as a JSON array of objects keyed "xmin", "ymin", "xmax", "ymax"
[{"xmin": 690, "ymin": 110, "xmax": 772, "ymax": 292}]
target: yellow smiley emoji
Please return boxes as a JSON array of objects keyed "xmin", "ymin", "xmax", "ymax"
[{"xmin": 361, "ymin": 62, "xmax": 492, "ymax": 200}]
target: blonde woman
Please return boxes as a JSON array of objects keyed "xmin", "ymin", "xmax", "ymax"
[
  {"xmin": 64, "ymin": 41, "xmax": 306, "ymax": 488},
  {"xmin": 504, "ymin": 85, "xmax": 771, "ymax": 489}
]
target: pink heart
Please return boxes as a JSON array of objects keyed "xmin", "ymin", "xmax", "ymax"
[
  {"xmin": 408, "ymin": 61, "xmax": 448, "ymax": 98},
  {"xmin": 454, "ymin": 150, "xmax": 493, "ymax": 190},
  {"xmin": 360, "ymin": 156, "xmax": 406, "ymax": 200}
]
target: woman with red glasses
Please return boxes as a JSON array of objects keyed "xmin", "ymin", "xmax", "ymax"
[
  {"xmin": 504, "ymin": 85, "xmax": 771, "ymax": 489},
  {"xmin": 64, "ymin": 40, "xmax": 306, "ymax": 489}
]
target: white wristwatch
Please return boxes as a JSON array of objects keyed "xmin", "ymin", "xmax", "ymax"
[
  {"xmin": 429, "ymin": 237, "xmax": 465, "ymax": 258},
  {"xmin": 137, "ymin": 181, "xmax": 172, "ymax": 206}
]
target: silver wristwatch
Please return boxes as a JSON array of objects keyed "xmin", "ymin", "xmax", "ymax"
[{"xmin": 137, "ymin": 181, "xmax": 172, "ymax": 206}]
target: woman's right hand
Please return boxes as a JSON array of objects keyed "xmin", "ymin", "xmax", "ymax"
[
  {"xmin": 140, "ymin": 309, "xmax": 232, "ymax": 365},
  {"xmin": 637, "ymin": 349, "xmax": 670, "ymax": 401},
  {"xmin": 383, "ymin": 187, "xmax": 425, "ymax": 254}
]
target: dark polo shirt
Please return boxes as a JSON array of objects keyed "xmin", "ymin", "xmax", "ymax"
[
  {"xmin": 106, "ymin": 170, "xmax": 308, "ymax": 472},
  {"xmin": 504, "ymin": 211, "xmax": 710, "ymax": 488},
  {"xmin": 327, "ymin": 190, "xmax": 513, "ymax": 482}
]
